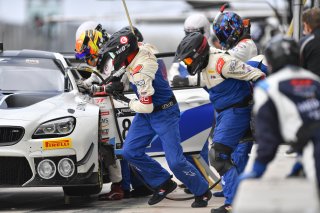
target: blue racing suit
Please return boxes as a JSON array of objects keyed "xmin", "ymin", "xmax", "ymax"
[
  {"xmin": 203, "ymin": 48, "xmax": 265, "ymax": 205},
  {"xmin": 231, "ymin": 54, "xmax": 268, "ymax": 175},
  {"xmin": 122, "ymin": 45, "xmax": 208, "ymax": 196}
]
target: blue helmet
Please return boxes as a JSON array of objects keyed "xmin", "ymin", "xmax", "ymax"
[{"xmin": 213, "ymin": 11, "xmax": 243, "ymax": 49}]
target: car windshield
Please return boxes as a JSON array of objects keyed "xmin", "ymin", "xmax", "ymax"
[{"xmin": 0, "ymin": 58, "xmax": 64, "ymax": 93}]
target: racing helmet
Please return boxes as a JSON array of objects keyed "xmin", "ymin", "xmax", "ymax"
[
  {"xmin": 99, "ymin": 27, "xmax": 138, "ymax": 70},
  {"xmin": 174, "ymin": 32, "xmax": 210, "ymax": 75},
  {"xmin": 123, "ymin": 26, "xmax": 144, "ymax": 42},
  {"xmin": 76, "ymin": 21, "xmax": 109, "ymax": 42},
  {"xmin": 264, "ymin": 35, "xmax": 299, "ymax": 73},
  {"xmin": 213, "ymin": 11, "xmax": 244, "ymax": 49},
  {"xmin": 184, "ymin": 13, "xmax": 211, "ymax": 39},
  {"xmin": 75, "ymin": 29, "xmax": 103, "ymax": 67}
]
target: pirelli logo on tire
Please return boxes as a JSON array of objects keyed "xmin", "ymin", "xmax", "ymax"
[{"xmin": 42, "ymin": 138, "xmax": 72, "ymax": 150}]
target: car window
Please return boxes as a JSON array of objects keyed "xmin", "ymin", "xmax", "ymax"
[{"xmin": 0, "ymin": 58, "xmax": 64, "ymax": 92}]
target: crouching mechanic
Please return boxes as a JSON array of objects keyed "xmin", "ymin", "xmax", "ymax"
[
  {"xmin": 74, "ymin": 21, "xmax": 125, "ymax": 200},
  {"xmin": 238, "ymin": 35, "xmax": 320, "ymax": 192},
  {"xmin": 174, "ymin": 32, "xmax": 265, "ymax": 213},
  {"xmin": 99, "ymin": 27, "xmax": 212, "ymax": 207}
]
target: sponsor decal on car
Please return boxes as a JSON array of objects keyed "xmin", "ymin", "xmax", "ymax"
[
  {"xmin": 42, "ymin": 138, "xmax": 72, "ymax": 150},
  {"xmin": 115, "ymin": 107, "xmax": 136, "ymax": 117},
  {"xmin": 25, "ymin": 59, "xmax": 39, "ymax": 64}
]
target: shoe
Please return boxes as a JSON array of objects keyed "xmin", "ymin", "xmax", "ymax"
[
  {"xmin": 213, "ymin": 190, "xmax": 225, "ymax": 197},
  {"xmin": 183, "ymin": 188, "xmax": 192, "ymax": 194},
  {"xmin": 131, "ymin": 185, "xmax": 153, "ymax": 197},
  {"xmin": 123, "ymin": 189, "xmax": 131, "ymax": 199},
  {"xmin": 148, "ymin": 179, "xmax": 177, "ymax": 205},
  {"xmin": 178, "ymin": 183, "xmax": 186, "ymax": 188},
  {"xmin": 98, "ymin": 183, "xmax": 124, "ymax": 201},
  {"xmin": 211, "ymin": 204, "xmax": 232, "ymax": 213},
  {"xmin": 191, "ymin": 189, "xmax": 212, "ymax": 208}
]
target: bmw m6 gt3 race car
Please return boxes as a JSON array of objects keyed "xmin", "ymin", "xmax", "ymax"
[
  {"xmin": 0, "ymin": 49, "xmax": 102, "ymax": 196},
  {"xmin": 0, "ymin": 49, "xmax": 215, "ymax": 197}
]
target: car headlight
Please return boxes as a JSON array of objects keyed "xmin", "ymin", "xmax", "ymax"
[
  {"xmin": 58, "ymin": 158, "xmax": 75, "ymax": 178},
  {"xmin": 37, "ymin": 159, "xmax": 56, "ymax": 179},
  {"xmin": 32, "ymin": 117, "xmax": 76, "ymax": 139}
]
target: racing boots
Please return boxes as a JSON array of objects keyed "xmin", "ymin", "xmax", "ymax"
[
  {"xmin": 148, "ymin": 178, "xmax": 177, "ymax": 205},
  {"xmin": 131, "ymin": 185, "xmax": 153, "ymax": 197},
  {"xmin": 212, "ymin": 190, "xmax": 225, "ymax": 197},
  {"xmin": 191, "ymin": 189, "xmax": 212, "ymax": 208},
  {"xmin": 211, "ymin": 204, "xmax": 232, "ymax": 213},
  {"xmin": 98, "ymin": 182, "xmax": 124, "ymax": 201}
]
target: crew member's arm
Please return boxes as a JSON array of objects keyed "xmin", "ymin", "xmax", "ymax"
[
  {"xmin": 228, "ymin": 39, "xmax": 257, "ymax": 62},
  {"xmin": 129, "ymin": 56, "xmax": 158, "ymax": 113},
  {"xmin": 218, "ymin": 54, "xmax": 265, "ymax": 82}
]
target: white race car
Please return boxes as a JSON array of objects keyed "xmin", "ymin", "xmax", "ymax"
[{"xmin": 0, "ymin": 49, "xmax": 103, "ymax": 196}]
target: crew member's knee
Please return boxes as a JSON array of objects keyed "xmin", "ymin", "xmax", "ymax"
[
  {"xmin": 122, "ymin": 146, "xmax": 135, "ymax": 161},
  {"xmin": 209, "ymin": 142, "xmax": 235, "ymax": 176}
]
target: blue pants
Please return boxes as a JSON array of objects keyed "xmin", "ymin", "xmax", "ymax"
[
  {"xmin": 121, "ymin": 159, "xmax": 144, "ymax": 191},
  {"xmin": 122, "ymin": 104, "xmax": 208, "ymax": 196},
  {"xmin": 232, "ymin": 141, "xmax": 254, "ymax": 174},
  {"xmin": 213, "ymin": 106, "xmax": 252, "ymax": 205},
  {"xmin": 185, "ymin": 140, "xmax": 209, "ymax": 186}
]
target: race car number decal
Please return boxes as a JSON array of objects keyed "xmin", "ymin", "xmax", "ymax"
[
  {"xmin": 43, "ymin": 138, "xmax": 72, "ymax": 150},
  {"xmin": 115, "ymin": 107, "xmax": 135, "ymax": 140}
]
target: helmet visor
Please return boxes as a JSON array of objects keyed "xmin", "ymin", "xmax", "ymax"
[
  {"xmin": 184, "ymin": 27, "xmax": 205, "ymax": 36},
  {"xmin": 183, "ymin": 57, "xmax": 193, "ymax": 66},
  {"xmin": 75, "ymin": 47, "xmax": 90, "ymax": 60}
]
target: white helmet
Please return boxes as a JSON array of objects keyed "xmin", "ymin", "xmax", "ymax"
[
  {"xmin": 184, "ymin": 13, "xmax": 211, "ymax": 39},
  {"xmin": 75, "ymin": 21, "xmax": 101, "ymax": 40}
]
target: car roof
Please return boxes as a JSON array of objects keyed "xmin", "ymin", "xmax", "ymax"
[{"xmin": 0, "ymin": 49, "xmax": 58, "ymax": 59}]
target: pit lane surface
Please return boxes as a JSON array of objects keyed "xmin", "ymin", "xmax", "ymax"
[{"xmin": 0, "ymin": 157, "xmax": 224, "ymax": 213}]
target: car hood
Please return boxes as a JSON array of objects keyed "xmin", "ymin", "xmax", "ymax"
[{"xmin": 0, "ymin": 92, "xmax": 93, "ymax": 121}]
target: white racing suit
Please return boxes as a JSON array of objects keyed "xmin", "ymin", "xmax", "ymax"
[
  {"xmin": 121, "ymin": 45, "xmax": 209, "ymax": 196},
  {"xmin": 250, "ymin": 65, "xmax": 320, "ymax": 188},
  {"xmin": 204, "ymin": 47, "xmax": 265, "ymax": 205}
]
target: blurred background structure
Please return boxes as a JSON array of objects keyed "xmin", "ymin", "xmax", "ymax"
[{"xmin": 0, "ymin": 0, "xmax": 318, "ymax": 53}]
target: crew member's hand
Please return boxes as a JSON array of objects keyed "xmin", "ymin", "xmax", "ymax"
[
  {"xmin": 104, "ymin": 81, "xmax": 124, "ymax": 95},
  {"xmin": 172, "ymin": 75, "xmax": 189, "ymax": 87},
  {"xmin": 76, "ymin": 80, "xmax": 90, "ymax": 93}
]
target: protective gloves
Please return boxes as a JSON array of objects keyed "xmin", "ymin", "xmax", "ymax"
[
  {"xmin": 104, "ymin": 81, "xmax": 124, "ymax": 94},
  {"xmin": 172, "ymin": 75, "xmax": 189, "ymax": 87},
  {"xmin": 90, "ymin": 82, "xmax": 130, "ymax": 104},
  {"xmin": 76, "ymin": 79, "xmax": 91, "ymax": 93}
]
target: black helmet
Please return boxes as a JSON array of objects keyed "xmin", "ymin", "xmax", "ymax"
[
  {"xmin": 99, "ymin": 27, "xmax": 138, "ymax": 70},
  {"xmin": 123, "ymin": 26, "xmax": 144, "ymax": 42},
  {"xmin": 174, "ymin": 32, "xmax": 210, "ymax": 75},
  {"xmin": 264, "ymin": 34, "xmax": 299, "ymax": 73}
]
